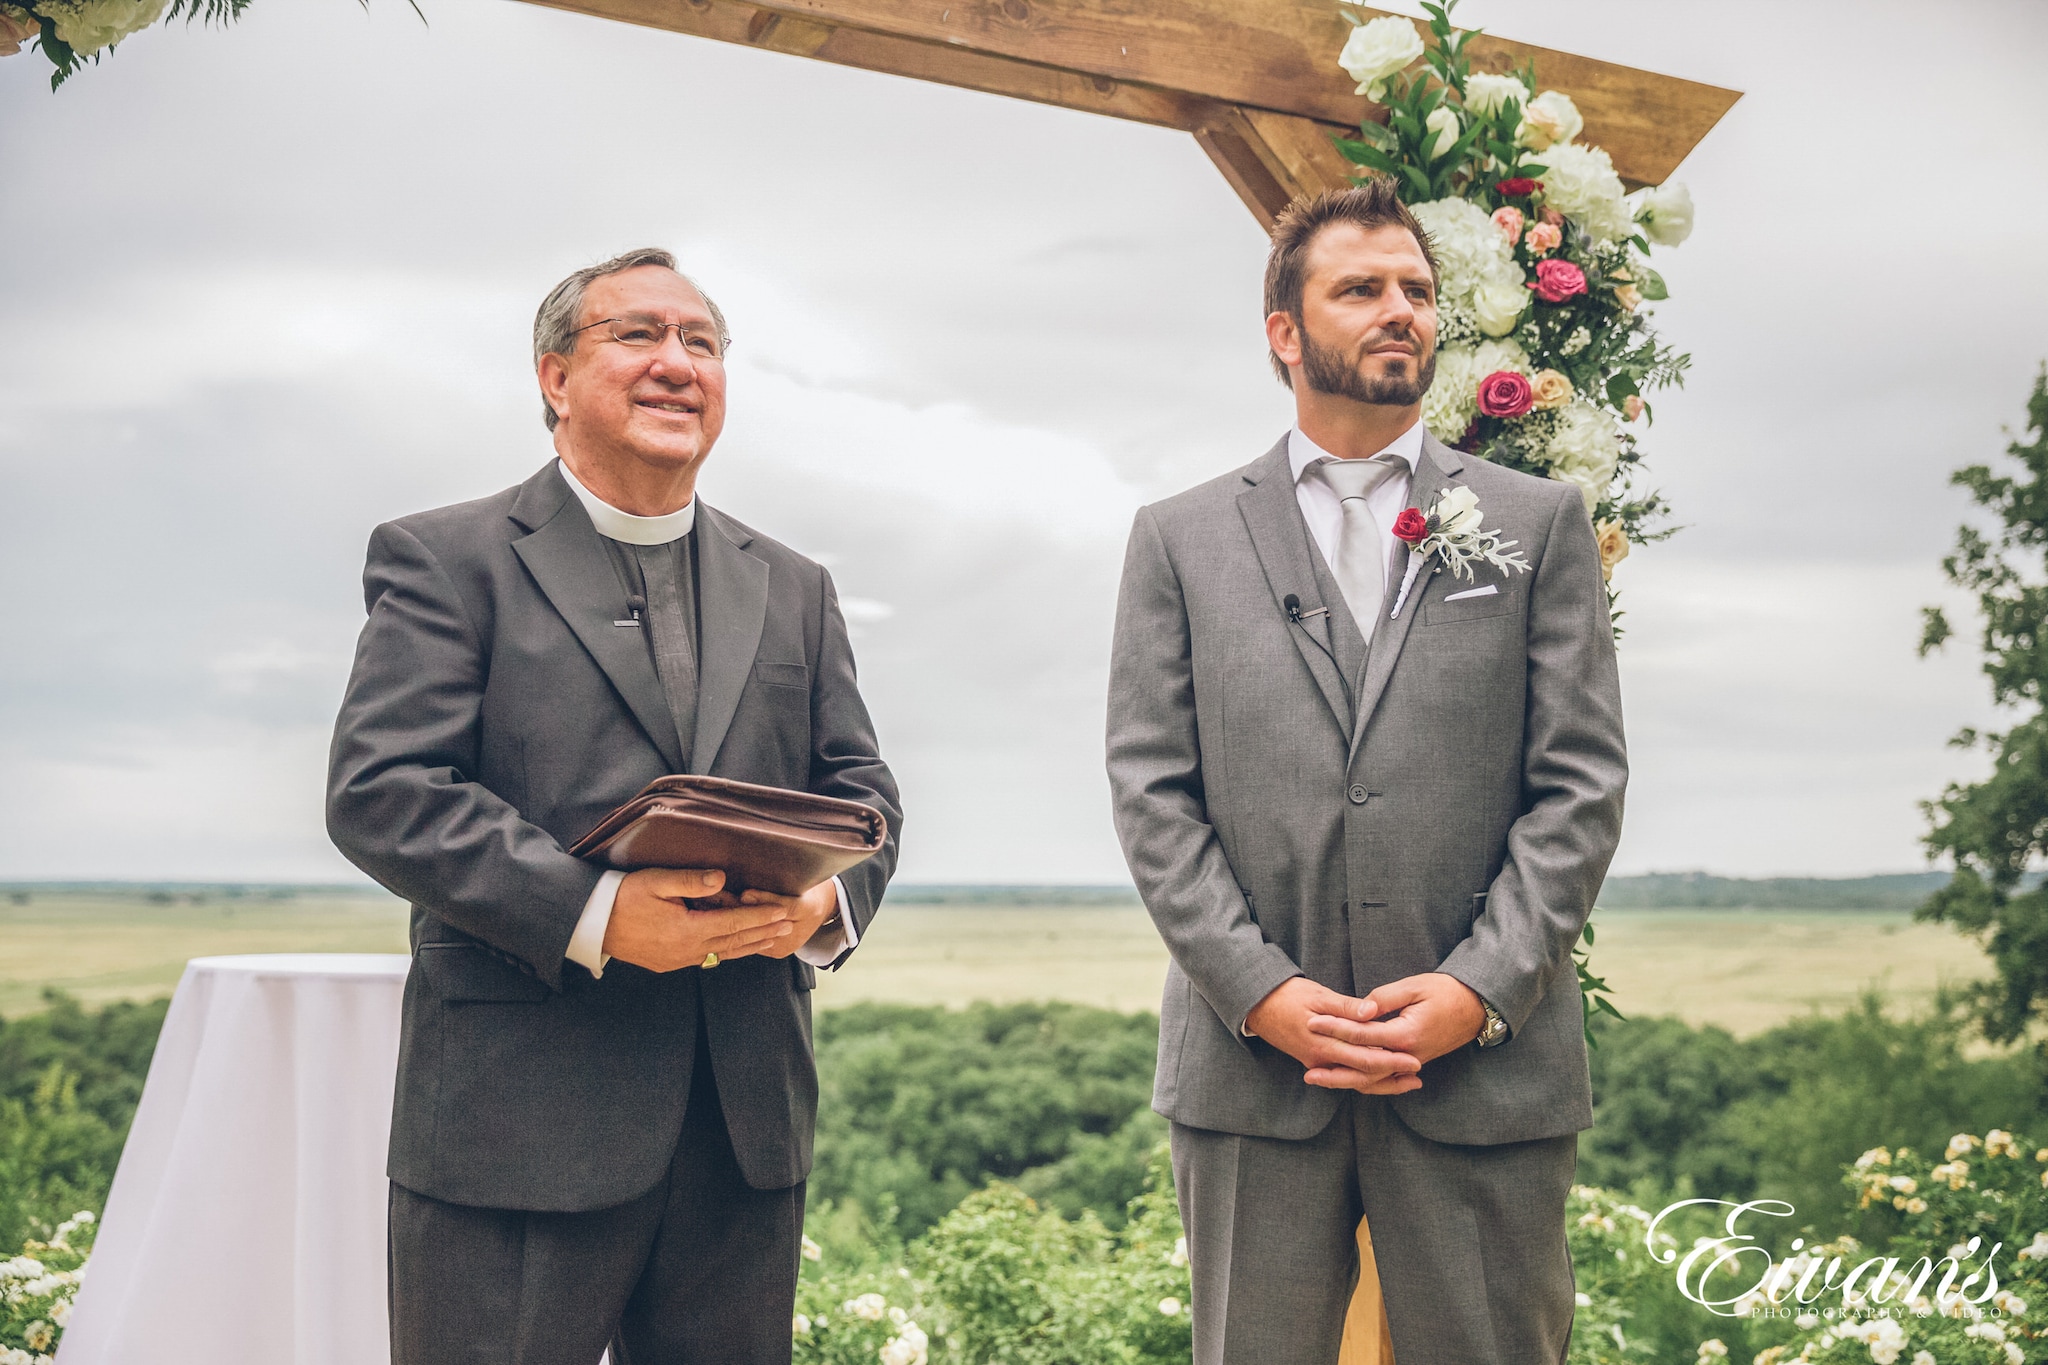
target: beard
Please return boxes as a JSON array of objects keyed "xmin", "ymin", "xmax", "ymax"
[{"xmin": 1299, "ymin": 320, "xmax": 1436, "ymax": 406}]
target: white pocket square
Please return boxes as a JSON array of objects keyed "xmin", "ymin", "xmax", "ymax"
[{"xmin": 1443, "ymin": 584, "xmax": 1499, "ymax": 602}]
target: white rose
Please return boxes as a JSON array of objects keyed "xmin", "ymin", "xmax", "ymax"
[
  {"xmin": 1547, "ymin": 399, "xmax": 1621, "ymax": 510},
  {"xmin": 846, "ymin": 1293, "xmax": 888, "ymax": 1321},
  {"xmin": 1471, "ymin": 278, "xmax": 1527, "ymax": 337},
  {"xmin": 2005, "ymin": 1342, "xmax": 2024, "ymax": 1365},
  {"xmin": 1158, "ymin": 1297, "xmax": 1183, "ymax": 1317},
  {"xmin": 1518, "ymin": 90, "xmax": 1583, "ymax": 150},
  {"xmin": 1633, "ymin": 180, "xmax": 1695, "ymax": 247},
  {"xmin": 1434, "ymin": 488, "xmax": 1483, "ymax": 539},
  {"xmin": 1425, "ymin": 105, "xmax": 1461, "ymax": 159},
  {"xmin": 792, "ymin": 1313, "xmax": 811, "ymax": 1335},
  {"xmin": 39, "ymin": 0, "xmax": 167, "ymax": 57},
  {"xmin": 1338, "ymin": 15, "xmax": 1423, "ymax": 99},
  {"xmin": 1462, "ymin": 72, "xmax": 1529, "ymax": 118},
  {"xmin": 1538, "ymin": 143, "xmax": 1635, "ymax": 244},
  {"xmin": 1912, "ymin": 1354, "xmax": 1936, "ymax": 1365},
  {"xmin": 800, "ymin": 1234, "xmax": 822, "ymax": 1261}
]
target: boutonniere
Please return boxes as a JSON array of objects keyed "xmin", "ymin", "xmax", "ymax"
[{"xmin": 1391, "ymin": 486, "xmax": 1532, "ymax": 583}]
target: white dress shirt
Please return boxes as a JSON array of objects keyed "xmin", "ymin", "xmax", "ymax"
[
  {"xmin": 1286, "ymin": 419, "xmax": 1425, "ymax": 579},
  {"xmin": 555, "ymin": 459, "xmax": 857, "ymax": 978}
]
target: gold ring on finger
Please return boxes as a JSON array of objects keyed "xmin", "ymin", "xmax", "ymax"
[{"xmin": 701, "ymin": 952, "xmax": 720, "ymax": 969}]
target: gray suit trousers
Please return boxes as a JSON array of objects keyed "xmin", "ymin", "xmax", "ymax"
[
  {"xmin": 1171, "ymin": 1101, "xmax": 1577, "ymax": 1365},
  {"xmin": 389, "ymin": 1019, "xmax": 803, "ymax": 1365}
]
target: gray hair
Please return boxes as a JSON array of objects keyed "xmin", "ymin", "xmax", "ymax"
[{"xmin": 532, "ymin": 247, "xmax": 733, "ymax": 431}]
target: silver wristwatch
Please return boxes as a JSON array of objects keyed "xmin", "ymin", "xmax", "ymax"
[{"xmin": 1475, "ymin": 994, "xmax": 1508, "ymax": 1048}]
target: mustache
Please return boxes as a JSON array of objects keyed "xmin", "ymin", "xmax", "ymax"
[{"xmin": 1358, "ymin": 328, "xmax": 1421, "ymax": 355}]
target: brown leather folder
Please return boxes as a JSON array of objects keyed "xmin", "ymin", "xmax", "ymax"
[{"xmin": 568, "ymin": 775, "xmax": 886, "ymax": 896}]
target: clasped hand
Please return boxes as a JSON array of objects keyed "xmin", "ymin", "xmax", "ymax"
[
  {"xmin": 600, "ymin": 868, "xmax": 839, "ymax": 973},
  {"xmin": 1242, "ymin": 972, "xmax": 1487, "ymax": 1094}
]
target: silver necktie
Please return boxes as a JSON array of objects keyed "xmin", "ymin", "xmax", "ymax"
[{"xmin": 1313, "ymin": 455, "xmax": 1405, "ymax": 642}]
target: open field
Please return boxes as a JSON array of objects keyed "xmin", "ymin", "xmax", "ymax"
[{"xmin": 0, "ymin": 892, "xmax": 1997, "ymax": 1036}]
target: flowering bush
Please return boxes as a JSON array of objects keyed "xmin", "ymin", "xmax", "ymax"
[
  {"xmin": 798, "ymin": 1152, "xmax": 1193, "ymax": 1365},
  {"xmin": 1699, "ymin": 1130, "xmax": 2047, "ymax": 1365},
  {"xmin": 0, "ymin": 1210, "xmax": 93, "ymax": 1364},
  {"xmin": 1334, "ymin": 0, "xmax": 1695, "ymax": 601},
  {"xmin": 1565, "ymin": 1185, "xmax": 1682, "ymax": 1363}
]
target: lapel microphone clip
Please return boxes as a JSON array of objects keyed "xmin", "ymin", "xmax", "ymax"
[
  {"xmin": 614, "ymin": 594, "xmax": 646, "ymax": 629},
  {"xmin": 1282, "ymin": 594, "xmax": 1329, "ymax": 625}
]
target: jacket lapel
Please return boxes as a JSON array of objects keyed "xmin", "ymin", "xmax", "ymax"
[
  {"xmin": 1348, "ymin": 433, "xmax": 1462, "ymax": 761},
  {"xmin": 689, "ymin": 503, "xmax": 769, "ymax": 775},
  {"xmin": 1236, "ymin": 438, "xmax": 1350, "ymax": 730},
  {"xmin": 509, "ymin": 463, "xmax": 687, "ymax": 773}
]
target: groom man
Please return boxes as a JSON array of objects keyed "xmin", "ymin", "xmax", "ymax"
[
  {"xmin": 328, "ymin": 248, "xmax": 901, "ymax": 1364},
  {"xmin": 1106, "ymin": 181, "xmax": 1626, "ymax": 1365}
]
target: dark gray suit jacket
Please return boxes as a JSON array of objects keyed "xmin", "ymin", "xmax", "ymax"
[
  {"xmin": 1107, "ymin": 433, "xmax": 1625, "ymax": 1148},
  {"xmin": 327, "ymin": 461, "xmax": 901, "ymax": 1211}
]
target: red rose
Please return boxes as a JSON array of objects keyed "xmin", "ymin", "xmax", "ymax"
[
  {"xmin": 1530, "ymin": 258, "xmax": 1588, "ymax": 303},
  {"xmin": 1476, "ymin": 370, "xmax": 1534, "ymax": 418},
  {"xmin": 1495, "ymin": 177, "xmax": 1542, "ymax": 197},
  {"xmin": 1391, "ymin": 507, "xmax": 1429, "ymax": 543}
]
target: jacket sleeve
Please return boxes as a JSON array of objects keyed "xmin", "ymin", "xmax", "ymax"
[
  {"xmin": 1437, "ymin": 486, "xmax": 1628, "ymax": 1035},
  {"xmin": 1106, "ymin": 506, "xmax": 1302, "ymax": 1037},
  {"xmin": 805, "ymin": 563, "xmax": 902, "ymax": 962},
  {"xmin": 326, "ymin": 522, "xmax": 600, "ymax": 990}
]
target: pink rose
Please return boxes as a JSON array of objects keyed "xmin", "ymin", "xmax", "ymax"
[
  {"xmin": 1622, "ymin": 395, "xmax": 1645, "ymax": 422},
  {"xmin": 1476, "ymin": 370, "xmax": 1534, "ymax": 418},
  {"xmin": 1530, "ymin": 258, "xmax": 1587, "ymax": 304},
  {"xmin": 1524, "ymin": 221, "xmax": 1562, "ymax": 255},
  {"xmin": 1491, "ymin": 206, "xmax": 1525, "ymax": 243}
]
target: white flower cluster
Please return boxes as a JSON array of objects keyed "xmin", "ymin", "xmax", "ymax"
[
  {"xmin": 1535, "ymin": 143, "xmax": 1635, "ymax": 245},
  {"xmin": 879, "ymin": 1311, "xmax": 929, "ymax": 1365},
  {"xmin": 1964, "ymin": 1320, "xmax": 2029, "ymax": 1365},
  {"xmin": 1411, "ymin": 197, "xmax": 1527, "ymax": 341},
  {"xmin": 33, "ymin": 0, "xmax": 166, "ymax": 57},
  {"xmin": 1547, "ymin": 400, "xmax": 1622, "ymax": 512}
]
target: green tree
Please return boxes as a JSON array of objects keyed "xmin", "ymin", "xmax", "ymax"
[{"xmin": 1919, "ymin": 365, "xmax": 2048, "ymax": 1044}]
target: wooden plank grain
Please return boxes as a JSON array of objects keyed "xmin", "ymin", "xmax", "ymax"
[
  {"xmin": 738, "ymin": 0, "xmax": 1739, "ymax": 184},
  {"xmin": 516, "ymin": 0, "xmax": 1739, "ymax": 190}
]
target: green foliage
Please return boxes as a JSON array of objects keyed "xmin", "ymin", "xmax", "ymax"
[
  {"xmin": 796, "ymin": 1151, "xmax": 1192, "ymax": 1365},
  {"xmin": 1575, "ymin": 914, "xmax": 1625, "ymax": 1046},
  {"xmin": 0, "ymin": 992, "xmax": 167, "ymax": 1249},
  {"xmin": 812, "ymin": 1003, "xmax": 1164, "ymax": 1237},
  {"xmin": 1580, "ymin": 995, "xmax": 2048, "ymax": 1241},
  {"xmin": 1920, "ymin": 365, "xmax": 2048, "ymax": 1044}
]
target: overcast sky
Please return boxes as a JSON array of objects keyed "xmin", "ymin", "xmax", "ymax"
[{"xmin": 3, "ymin": 0, "xmax": 2046, "ymax": 884}]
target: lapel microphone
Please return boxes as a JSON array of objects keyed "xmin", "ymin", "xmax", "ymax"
[
  {"xmin": 1282, "ymin": 594, "xmax": 1329, "ymax": 625},
  {"xmin": 613, "ymin": 594, "xmax": 646, "ymax": 629}
]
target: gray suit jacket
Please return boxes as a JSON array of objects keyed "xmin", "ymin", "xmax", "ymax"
[
  {"xmin": 1106, "ymin": 432, "xmax": 1624, "ymax": 1147},
  {"xmin": 327, "ymin": 462, "xmax": 901, "ymax": 1211}
]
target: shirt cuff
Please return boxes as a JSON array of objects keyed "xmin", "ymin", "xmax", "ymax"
[
  {"xmin": 796, "ymin": 876, "xmax": 859, "ymax": 968},
  {"xmin": 566, "ymin": 869, "xmax": 625, "ymax": 979}
]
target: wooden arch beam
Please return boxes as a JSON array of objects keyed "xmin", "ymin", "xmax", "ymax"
[{"xmin": 522, "ymin": 0, "xmax": 1740, "ymax": 223}]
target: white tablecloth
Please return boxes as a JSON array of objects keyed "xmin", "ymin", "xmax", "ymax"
[{"xmin": 58, "ymin": 954, "xmax": 410, "ymax": 1365}]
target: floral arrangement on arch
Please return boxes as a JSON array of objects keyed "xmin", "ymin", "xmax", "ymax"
[
  {"xmin": 1335, "ymin": 0, "xmax": 1697, "ymax": 606},
  {"xmin": 0, "ymin": 0, "xmax": 248, "ymax": 87}
]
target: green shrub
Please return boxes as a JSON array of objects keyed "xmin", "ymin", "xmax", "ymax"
[
  {"xmin": 813, "ymin": 1002, "xmax": 1161, "ymax": 1236},
  {"xmin": 0, "ymin": 992, "xmax": 168, "ymax": 1250},
  {"xmin": 1581, "ymin": 995, "xmax": 2048, "ymax": 1239}
]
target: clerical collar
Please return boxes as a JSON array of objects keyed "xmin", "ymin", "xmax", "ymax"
[
  {"xmin": 1287, "ymin": 419, "xmax": 1425, "ymax": 485},
  {"xmin": 556, "ymin": 458, "xmax": 696, "ymax": 546}
]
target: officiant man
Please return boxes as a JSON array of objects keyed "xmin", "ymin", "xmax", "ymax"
[
  {"xmin": 1106, "ymin": 182, "xmax": 1626, "ymax": 1365},
  {"xmin": 327, "ymin": 248, "xmax": 901, "ymax": 1365}
]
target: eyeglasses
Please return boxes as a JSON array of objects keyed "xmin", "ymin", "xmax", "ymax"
[{"xmin": 571, "ymin": 315, "xmax": 729, "ymax": 360}]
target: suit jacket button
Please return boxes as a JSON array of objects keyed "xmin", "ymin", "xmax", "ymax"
[{"xmin": 1347, "ymin": 784, "xmax": 1369, "ymax": 805}]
